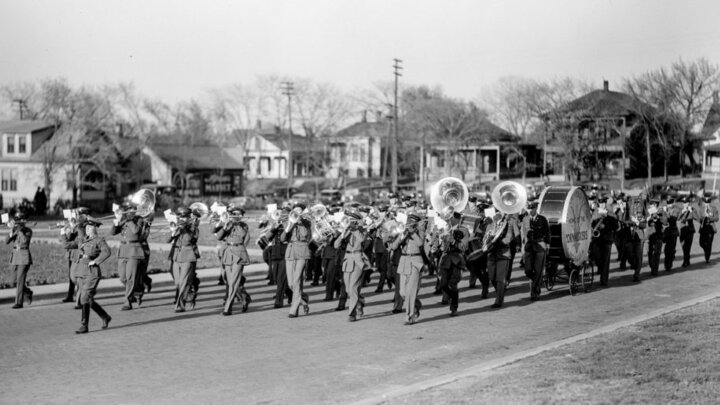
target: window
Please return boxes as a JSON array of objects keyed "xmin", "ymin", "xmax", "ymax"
[
  {"xmin": 18, "ymin": 135, "xmax": 26, "ymax": 154},
  {"xmin": 351, "ymin": 146, "xmax": 359, "ymax": 162},
  {"xmin": 7, "ymin": 135, "xmax": 15, "ymax": 154},
  {"xmin": 1, "ymin": 168, "xmax": 17, "ymax": 191},
  {"xmin": 360, "ymin": 146, "xmax": 366, "ymax": 162}
]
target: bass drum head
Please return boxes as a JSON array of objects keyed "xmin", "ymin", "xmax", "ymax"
[{"xmin": 538, "ymin": 186, "xmax": 592, "ymax": 265}]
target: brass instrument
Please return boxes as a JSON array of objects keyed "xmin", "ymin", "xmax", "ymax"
[
  {"xmin": 430, "ymin": 177, "xmax": 469, "ymax": 221},
  {"xmin": 470, "ymin": 181, "xmax": 526, "ymax": 257},
  {"xmin": 592, "ymin": 217, "xmax": 605, "ymax": 238},
  {"xmin": 189, "ymin": 202, "xmax": 209, "ymax": 221},
  {"xmin": 98, "ymin": 189, "xmax": 156, "ymax": 220},
  {"xmin": 310, "ymin": 204, "xmax": 337, "ymax": 242}
]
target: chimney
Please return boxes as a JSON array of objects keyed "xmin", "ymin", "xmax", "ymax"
[
  {"xmin": 361, "ymin": 110, "xmax": 367, "ymax": 123},
  {"xmin": 603, "ymin": 80, "xmax": 609, "ymax": 91},
  {"xmin": 256, "ymin": 119, "xmax": 262, "ymax": 129}
]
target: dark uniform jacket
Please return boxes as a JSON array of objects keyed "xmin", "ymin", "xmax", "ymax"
[
  {"xmin": 591, "ymin": 215, "xmax": 619, "ymax": 243},
  {"xmin": 62, "ymin": 220, "xmax": 87, "ymax": 262},
  {"xmin": 6, "ymin": 225, "xmax": 32, "ymax": 265},
  {"xmin": 521, "ymin": 214, "xmax": 550, "ymax": 251},
  {"xmin": 64, "ymin": 235, "xmax": 111, "ymax": 278}
]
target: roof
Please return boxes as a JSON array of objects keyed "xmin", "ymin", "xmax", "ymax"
[
  {"xmin": 705, "ymin": 143, "xmax": 720, "ymax": 152},
  {"xmin": 0, "ymin": 120, "xmax": 54, "ymax": 134},
  {"xmin": 258, "ymin": 133, "xmax": 312, "ymax": 150},
  {"xmin": 542, "ymin": 89, "xmax": 648, "ymax": 119},
  {"xmin": 333, "ymin": 122, "xmax": 386, "ymax": 138},
  {"xmin": 425, "ymin": 118, "xmax": 520, "ymax": 145},
  {"xmin": 701, "ymin": 100, "xmax": 720, "ymax": 139},
  {"xmin": 147, "ymin": 142, "xmax": 244, "ymax": 170}
]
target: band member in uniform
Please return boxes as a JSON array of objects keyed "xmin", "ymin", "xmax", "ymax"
[
  {"xmin": 168, "ymin": 207, "xmax": 200, "ymax": 312},
  {"xmin": 521, "ymin": 200, "xmax": 550, "ymax": 300},
  {"xmin": 111, "ymin": 202, "xmax": 147, "ymax": 310},
  {"xmin": 646, "ymin": 200, "xmax": 666, "ymax": 276},
  {"xmin": 383, "ymin": 210, "xmax": 404, "ymax": 314},
  {"xmin": 370, "ymin": 206, "xmax": 392, "ymax": 293},
  {"xmin": 61, "ymin": 207, "xmax": 90, "ymax": 305},
  {"xmin": 436, "ymin": 213, "xmax": 469, "ymax": 316},
  {"xmin": 663, "ymin": 201, "xmax": 680, "ymax": 272},
  {"xmin": 216, "ymin": 207, "xmax": 252, "ymax": 316},
  {"xmin": 139, "ymin": 213, "xmax": 153, "ymax": 295},
  {"xmin": 268, "ymin": 207, "xmax": 293, "ymax": 308},
  {"xmin": 335, "ymin": 211, "xmax": 369, "ymax": 321},
  {"xmin": 614, "ymin": 194, "xmax": 629, "ymax": 270},
  {"xmin": 591, "ymin": 200, "xmax": 619, "ymax": 286},
  {"xmin": 284, "ymin": 204, "xmax": 312, "ymax": 318},
  {"xmin": 388, "ymin": 214, "xmax": 425, "ymax": 324},
  {"xmin": 627, "ymin": 215, "xmax": 647, "ymax": 282},
  {"xmin": 678, "ymin": 196, "xmax": 699, "ymax": 267},
  {"xmin": 62, "ymin": 217, "xmax": 112, "ymax": 333},
  {"xmin": 6, "ymin": 212, "xmax": 33, "ymax": 309},
  {"xmin": 321, "ymin": 230, "xmax": 341, "ymax": 301},
  {"xmin": 468, "ymin": 201, "xmax": 492, "ymax": 297},
  {"xmin": 486, "ymin": 211, "xmax": 518, "ymax": 308},
  {"xmin": 698, "ymin": 194, "xmax": 718, "ymax": 264}
]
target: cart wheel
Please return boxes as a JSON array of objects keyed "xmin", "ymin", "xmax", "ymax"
[
  {"xmin": 581, "ymin": 261, "xmax": 594, "ymax": 292},
  {"xmin": 569, "ymin": 269, "xmax": 580, "ymax": 296}
]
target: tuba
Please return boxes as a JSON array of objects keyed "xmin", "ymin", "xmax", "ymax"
[
  {"xmin": 491, "ymin": 181, "xmax": 527, "ymax": 216},
  {"xmin": 310, "ymin": 204, "xmax": 336, "ymax": 242},
  {"xmin": 130, "ymin": 188, "xmax": 156, "ymax": 218},
  {"xmin": 430, "ymin": 177, "xmax": 469, "ymax": 221},
  {"xmin": 189, "ymin": 202, "xmax": 209, "ymax": 221}
]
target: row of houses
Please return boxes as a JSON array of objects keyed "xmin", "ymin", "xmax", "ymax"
[{"xmin": 4, "ymin": 80, "xmax": 720, "ymax": 211}]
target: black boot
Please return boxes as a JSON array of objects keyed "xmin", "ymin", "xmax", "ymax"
[
  {"xmin": 76, "ymin": 304, "xmax": 90, "ymax": 334},
  {"xmin": 91, "ymin": 301, "xmax": 111, "ymax": 329}
]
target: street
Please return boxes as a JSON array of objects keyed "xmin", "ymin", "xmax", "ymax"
[{"xmin": 1, "ymin": 240, "xmax": 719, "ymax": 404}]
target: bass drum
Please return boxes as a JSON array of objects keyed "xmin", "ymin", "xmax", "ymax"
[{"xmin": 537, "ymin": 186, "xmax": 592, "ymax": 266}]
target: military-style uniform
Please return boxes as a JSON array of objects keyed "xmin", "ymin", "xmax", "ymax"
[
  {"xmin": 216, "ymin": 219, "xmax": 251, "ymax": 315},
  {"xmin": 267, "ymin": 225, "xmax": 292, "ymax": 308},
  {"xmin": 647, "ymin": 213, "xmax": 667, "ymax": 276},
  {"xmin": 698, "ymin": 201, "xmax": 718, "ymax": 264},
  {"xmin": 435, "ymin": 222, "xmax": 469, "ymax": 315},
  {"xmin": 663, "ymin": 216, "xmax": 680, "ymax": 271},
  {"xmin": 388, "ymin": 222, "xmax": 425, "ymax": 324},
  {"xmin": 6, "ymin": 223, "xmax": 33, "ymax": 308},
  {"xmin": 521, "ymin": 211, "xmax": 550, "ymax": 299},
  {"xmin": 167, "ymin": 220, "xmax": 199, "ymax": 312},
  {"xmin": 335, "ymin": 225, "xmax": 369, "ymax": 321},
  {"xmin": 468, "ymin": 214, "xmax": 492, "ymax": 297},
  {"xmin": 321, "ymin": 235, "xmax": 340, "ymax": 301},
  {"xmin": 283, "ymin": 217, "xmax": 312, "ymax": 317},
  {"xmin": 678, "ymin": 203, "xmax": 699, "ymax": 267},
  {"xmin": 64, "ymin": 232, "xmax": 111, "ymax": 331},
  {"xmin": 371, "ymin": 227, "xmax": 391, "ymax": 293},
  {"xmin": 111, "ymin": 215, "xmax": 147, "ymax": 309},
  {"xmin": 591, "ymin": 214, "xmax": 619, "ymax": 286},
  {"xmin": 487, "ymin": 215, "xmax": 518, "ymax": 308},
  {"xmin": 61, "ymin": 219, "xmax": 87, "ymax": 307},
  {"xmin": 626, "ymin": 221, "xmax": 647, "ymax": 282}
]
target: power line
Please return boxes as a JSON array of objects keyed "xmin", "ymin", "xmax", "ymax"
[{"xmin": 281, "ymin": 81, "xmax": 295, "ymax": 198}]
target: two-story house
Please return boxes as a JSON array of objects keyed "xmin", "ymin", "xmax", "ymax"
[
  {"xmin": 0, "ymin": 120, "xmax": 72, "ymax": 210},
  {"xmin": 326, "ymin": 119, "xmax": 384, "ymax": 179},
  {"xmin": 701, "ymin": 92, "xmax": 720, "ymax": 181}
]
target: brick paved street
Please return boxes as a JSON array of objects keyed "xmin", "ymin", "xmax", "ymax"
[{"xmin": 1, "ymin": 238, "xmax": 719, "ymax": 404}]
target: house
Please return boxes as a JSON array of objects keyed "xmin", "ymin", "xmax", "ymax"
[
  {"xmin": 242, "ymin": 126, "xmax": 313, "ymax": 180},
  {"xmin": 142, "ymin": 138, "xmax": 245, "ymax": 199},
  {"xmin": 0, "ymin": 120, "xmax": 71, "ymax": 210},
  {"xmin": 327, "ymin": 119, "xmax": 384, "ymax": 179},
  {"xmin": 701, "ymin": 92, "xmax": 720, "ymax": 182}
]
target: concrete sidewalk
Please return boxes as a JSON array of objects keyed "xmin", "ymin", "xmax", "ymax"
[{"xmin": 0, "ymin": 262, "xmax": 269, "ymax": 305}]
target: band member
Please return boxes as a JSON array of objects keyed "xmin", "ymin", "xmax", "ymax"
[
  {"xmin": 678, "ymin": 196, "xmax": 700, "ymax": 267},
  {"xmin": 139, "ymin": 213, "xmax": 153, "ymax": 295},
  {"xmin": 321, "ymin": 231, "xmax": 341, "ymax": 301},
  {"xmin": 646, "ymin": 201, "xmax": 666, "ymax": 276},
  {"xmin": 216, "ymin": 207, "xmax": 252, "ymax": 316},
  {"xmin": 698, "ymin": 194, "xmax": 718, "ymax": 264},
  {"xmin": 6, "ymin": 212, "xmax": 33, "ymax": 309},
  {"xmin": 168, "ymin": 207, "xmax": 199, "ymax": 312},
  {"xmin": 521, "ymin": 200, "xmax": 550, "ymax": 300},
  {"xmin": 614, "ymin": 194, "xmax": 629, "ymax": 269},
  {"xmin": 267, "ymin": 207, "xmax": 293, "ymax": 308},
  {"xmin": 111, "ymin": 202, "xmax": 147, "ymax": 310},
  {"xmin": 62, "ymin": 217, "xmax": 112, "ymax": 334},
  {"xmin": 435, "ymin": 213, "xmax": 469, "ymax": 316},
  {"xmin": 383, "ymin": 210, "xmax": 404, "ymax": 314},
  {"xmin": 468, "ymin": 202, "xmax": 492, "ymax": 298},
  {"xmin": 591, "ymin": 201, "xmax": 619, "ymax": 286},
  {"xmin": 284, "ymin": 204, "xmax": 312, "ymax": 318},
  {"xmin": 663, "ymin": 211, "xmax": 680, "ymax": 272},
  {"xmin": 370, "ymin": 208, "xmax": 392, "ymax": 293},
  {"xmin": 334, "ymin": 211, "xmax": 369, "ymax": 321},
  {"xmin": 60, "ymin": 207, "xmax": 90, "ymax": 308},
  {"xmin": 388, "ymin": 214, "xmax": 425, "ymax": 324},
  {"xmin": 486, "ymin": 211, "xmax": 518, "ymax": 308},
  {"xmin": 627, "ymin": 216, "xmax": 647, "ymax": 282}
]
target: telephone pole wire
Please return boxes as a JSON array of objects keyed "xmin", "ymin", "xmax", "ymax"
[
  {"xmin": 392, "ymin": 58, "xmax": 402, "ymax": 193},
  {"xmin": 282, "ymin": 81, "xmax": 295, "ymax": 199}
]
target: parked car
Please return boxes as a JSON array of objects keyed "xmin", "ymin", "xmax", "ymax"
[{"xmin": 320, "ymin": 189, "xmax": 342, "ymax": 205}]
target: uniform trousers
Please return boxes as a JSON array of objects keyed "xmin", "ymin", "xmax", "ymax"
[
  {"xmin": 77, "ymin": 270, "xmax": 109, "ymax": 321},
  {"xmin": 488, "ymin": 257, "xmax": 509, "ymax": 307},
  {"xmin": 118, "ymin": 258, "xmax": 142, "ymax": 305},
  {"xmin": 699, "ymin": 229, "xmax": 714, "ymax": 263},
  {"xmin": 173, "ymin": 261, "xmax": 196, "ymax": 310},
  {"xmin": 271, "ymin": 259, "xmax": 292, "ymax": 307},
  {"xmin": 344, "ymin": 266, "xmax": 365, "ymax": 317},
  {"xmin": 399, "ymin": 265, "xmax": 422, "ymax": 322},
  {"xmin": 65, "ymin": 257, "xmax": 76, "ymax": 300},
  {"xmin": 374, "ymin": 252, "xmax": 391, "ymax": 291},
  {"xmin": 594, "ymin": 241, "xmax": 613, "ymax": 286},
  {"xmin": 223, "ymin": 262, "xmax": 250, "ymax": 313},
  {"xmin": 523, "ymin": 248, "xmax": 546, "ymax": 299},
  {"xmin": 629, "ymin": 241, "xmax": 644, "ymax": 280},
  {"xmin": 286, "ymin": 259, "xmax": 309, "ymax": 316},
  {"xmin": 390, "ymin": 264, "xmax": 403, "ymax": 312},
  {"xmin": 13, "ymin": 265, "xmax": 32, "ymax": 306},
  {"xmin": 322, "ymin": 258, "xmax": 340, "ymax": 300},
  {"xmin": 680, "ymin": 232, "xmax": 694, "ymax": 266},
  {"xmin": 468, "ymin": 256, "xmax": 490, "ymax": 297},
  {"xmin": 664, "ymin": 237, "xmax": 677, "ymax": 271},
  {"xmin": 647, "ymin": 239, "xmax": 663, "ymax": 275},
  {"xmin": 439, "ymin": 267, "xmax": 461, "ymax": 311}
]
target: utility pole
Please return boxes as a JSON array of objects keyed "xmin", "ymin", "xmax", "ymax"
[
  {"xmin": 282, "ymin": 81, "xmax": 294, "ymax": 198},
  {"xmin": 392, "ymin": 58, "xmax": 402, "ymax": 193}
]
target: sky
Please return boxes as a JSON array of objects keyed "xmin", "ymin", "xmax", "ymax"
[{"xmin": 1, "ymin": 0, "xmax": 720, "ymax": 105}]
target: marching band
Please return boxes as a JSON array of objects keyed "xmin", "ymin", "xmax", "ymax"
[{"xmin": 2, "ymin": 178, "xmax": 719, "ymax": 334}]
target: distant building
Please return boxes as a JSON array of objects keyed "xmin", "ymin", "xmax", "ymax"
[
  {"xmin": 327, "ymin": 119, "xmax": 384, "ymax": 179},
  {"xmin": 701, "ymin": 92, "xmax": 720, "ymax": 181}
]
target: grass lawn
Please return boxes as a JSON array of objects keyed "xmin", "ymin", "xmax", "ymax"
[
  {"xmin": 0, "ymin": 240, "xmax": 263, "ymax": 288},
  {"xmin": 395, "ymin": 298, "xmax": 720, "ymax": 404}
]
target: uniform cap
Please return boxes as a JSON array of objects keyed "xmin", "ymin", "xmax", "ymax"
[{"xmin": 84, "ymin": 216, "xmax": 102, "ymax": 227}]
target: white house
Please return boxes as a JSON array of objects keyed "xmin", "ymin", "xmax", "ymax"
[
  {"xmin": 0, "ymin": 120, "xmax": 73, "ymax": 210},
  {"xmin": 327, "ymin": 121, "xmax": 384, "ymax": 179},
  {"xmin": 701, "ymin": 92, "xmax": 720, "ymax": 180}
]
